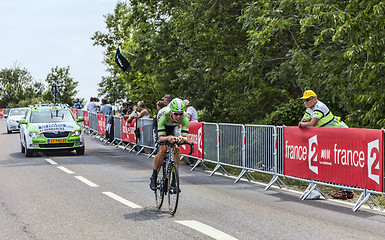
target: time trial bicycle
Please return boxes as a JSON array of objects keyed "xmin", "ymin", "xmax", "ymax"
[{"xmin": 154, "ymin": 141, "xmax": 194, "ymax": 215}]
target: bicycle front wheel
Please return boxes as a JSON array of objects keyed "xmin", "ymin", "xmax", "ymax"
[
  {"xmin": 155, "ymin": 162, "xmax": 166, "ymax": 209},
  {"xmin": 167, "ymin": 163, "xmax": 179, "ymax": 215}
]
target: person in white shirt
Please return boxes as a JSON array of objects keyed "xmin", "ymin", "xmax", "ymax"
[
  {"xmin": 136, "ymin": 101, "xmax": 150, "ymax": 119},
  {"xmin": 183, "ymin": 99, "xmax": 198, "ymax": 122},
  {"xmin": 87, "ymin": 97, "xmax": 98, "ymax": 114}
]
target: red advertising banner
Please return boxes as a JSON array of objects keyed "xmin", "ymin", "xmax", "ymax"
[
  {"xmin": 180, "ymin": 122, "xmax": 204, "ymax": 159},
  {"xmin": 0, "ymin": 109, "xmax": 3, "ymax": 118},
  {"xmin": 97, "ymin": 114, "xmax": 106, "ymax": 135},
  {"xmin": 283, "ymin": 127, "xmax": 384, "ymax": 192},
  {"xmin": 122, "ymin": 118, "xmax": 137, "ymax": 143},
  {"xmin": 83, "ymin": 111, "xmax": 89, "ymax": 127},
  {"xmin": 72, "ymin": 108, "xmax": 77, "ymax": 118}
]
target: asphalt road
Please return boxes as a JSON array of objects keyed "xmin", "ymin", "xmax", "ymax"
[{"xmin": 1, "ymin": 119, "xmax": 385, "ymax": 240}]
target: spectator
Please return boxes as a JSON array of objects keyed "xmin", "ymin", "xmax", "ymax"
[
  {"xmin": 162, "ymin": 94, "xmax": 172, "ymax": 106},
  {"xmin": 153, "ymin": 101, "xmax": 167, "ymax": 148},
  {"xmin": 125, "ymin": 101, "xmax": 137, "ymax": 123},
  {"xmin": 183, "ymin": 99, "xmax": 198, "ymax": 166},
  {"xmin": 153, "ymin": 101, "xmax": 167, "ymax": 119},
  {"xmin": 73, "ymin": 98, "xmax": 81, "ymax": 109},
  {"xmin": 95, "ymin": 97, "xmax": 101, "ymax": 113},
  {"xmin": 298, "ymin": 90, "xmax": 348, "ymax": 128},
  {"xmin": 87, "ymin": 97, "xmax": 98, "ymax": 114},
  {"xmin": 183, "ymin": 99, "xmax": 198, "ymax": 122},
  {"xmin": 100, "ymin": 98, "xmax": 114, "ymax": 141},
  {"xmin": 135, "ymin": 101, "xmax": 150, "ymax": 119},
  {"xmin": 100, "ymin": 98, "xmax": 113, "ymax": 116},
  {"xmin": 122, "ymin": 105, "xmax": 134, "ymax": 120},
  {"xmin": 121, "ymin": 102, "xmax": 129, "ymax": 116},
  {"xmin": 299, "ymin": 90, "xmax": 352, "ymax": 199}
]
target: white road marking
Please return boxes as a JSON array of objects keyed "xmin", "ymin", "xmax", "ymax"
[
  {"xmin": 176, "ymin": 220, "xmax": 238, "ymax": 240},
  {"xmin": 45, "ymin": 159, "xmax": 58, "ymax": 165},
  {"xmin": 102, "ymin": 192, "xmax": 142, "ymax": 209},
  {"xmin": 74, "ymin": 176, "xmax": 99, "ymax": 187},
  {"xmin": 57, "ymin": 166, "xmax": 74, "ymax": 174}
]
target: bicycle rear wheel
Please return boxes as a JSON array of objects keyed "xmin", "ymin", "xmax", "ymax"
[
  {"xmin": 155, "ymin": 162, "xmax": 166, "ymax": 208},
  {"xmin": 167, "ymin": 163, "xmax": 179, "ymax": 215}
]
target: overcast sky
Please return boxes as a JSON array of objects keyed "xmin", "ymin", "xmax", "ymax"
[{"xmin": 0, "ymin": 0, "xmax": 118, "ymax": 107}]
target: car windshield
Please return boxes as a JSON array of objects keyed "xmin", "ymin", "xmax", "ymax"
[
  {"xmin": 9, "ymin": 109, "xmax": 28, "ymax": 116},
  {"xmin": 30, "ymin": 110, "xmax": 74, "ymax": 123}
]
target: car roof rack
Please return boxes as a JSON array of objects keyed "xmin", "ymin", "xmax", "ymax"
[{"xmin": 29, "ymin": 103, "xmax": 70, "ymax": 109}]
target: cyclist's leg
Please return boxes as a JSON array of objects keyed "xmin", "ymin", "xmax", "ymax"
[
  {"xmin": 173, "ymin": 147, "xmax": 181, "ymax": 168},
  {"xmin": 154, "ymin": 145, "xmax": 167, "ymax": 170},
  {"xmin": 150, "ymin": 145, "xmax": 167, "ymax": 190}
]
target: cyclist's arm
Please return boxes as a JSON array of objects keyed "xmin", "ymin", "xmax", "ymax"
[
  {"xmin": 159, "ymin": 135, "xmax": 179, "ymax": 143},
  {"xmin": 177, "ymin": 115, "xmax": 189, "ymax": 143}
]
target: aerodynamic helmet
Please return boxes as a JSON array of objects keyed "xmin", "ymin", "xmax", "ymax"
[{"xmin": 169, "ymin": 98, "xmax": 186, "ymax": 113}]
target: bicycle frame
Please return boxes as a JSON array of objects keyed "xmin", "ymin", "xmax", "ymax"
[{"xmin": 154, "ymin": 141, "xmax": 194, "ymax": 215}]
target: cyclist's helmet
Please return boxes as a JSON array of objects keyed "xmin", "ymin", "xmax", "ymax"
[{"xmin": 169, "ymin": 98, "xmax": 186, "ymax": 113}]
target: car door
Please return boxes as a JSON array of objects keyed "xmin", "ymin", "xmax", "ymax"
[{"xmin": 19, "ymin": 109, "xmax": 30, "ymax": 146}]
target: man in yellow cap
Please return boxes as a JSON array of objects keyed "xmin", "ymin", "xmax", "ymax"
[
  {"xmin": 299, "ymin": 90, "xmax": 352, "ymax": 199},
  {"xmin": 298, "ymin": 90, "xmax": 348, "ymax": 128}
]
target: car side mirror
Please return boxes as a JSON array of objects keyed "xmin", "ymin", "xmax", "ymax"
[
  {"xmin": 77, "ymin": 117, "xmax": 84, "ymax": 122},
  {"xmin": 19, "ymin": 119, "xmax": 26, "ymax": 124}
]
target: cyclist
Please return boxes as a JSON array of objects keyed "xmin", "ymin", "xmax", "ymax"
[{"xmin": 149, "ymin": 98, "xmax": 189, "ymax": 191}]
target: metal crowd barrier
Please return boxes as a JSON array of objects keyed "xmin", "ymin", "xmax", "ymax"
[
  {"xmin": 82, "ymin": 113, "xmax": 384, "ymax": 212},
  {"xmin": 136, "ymin": 118, "xmax": 156, "ymax": 155},
  {"xmin": 89, "ymin": 112, "xmax": 98, "ymax": 135},
  {"xmin": 111, "ymin": 116, "xmax": 123, "ymax": 146}
]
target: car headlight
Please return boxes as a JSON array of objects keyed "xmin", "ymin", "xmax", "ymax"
[
  {"xmin": 29, "ymin": 132, "xmax": 41, "ymax": 138},
  {"xmin": 72, "ymin": 130, "xmax": 81, "ymax": 136}
]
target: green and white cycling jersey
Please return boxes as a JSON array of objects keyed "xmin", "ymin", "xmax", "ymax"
[
  {"xmin": 157, "ymin": 107, "xmax": 189, "ymax": 136},
  {"xmin": 303, "ymin": 100, "xmax": 348, "ymax": 128}
]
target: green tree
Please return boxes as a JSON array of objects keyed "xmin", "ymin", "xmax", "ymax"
[
  {"xmin": 0, "ymin": 65, "xmax": 45, "ymax": 107},
  {"xmin": 241, "ymin": 0, "xmax": 385, "ymax": 128},
  {"xmin": 93, "ymin": 0, "xmax": 385, "ymax": 128},
  {"xmin": 44, "ymin": 66, "xmax": 78, "ymax": 105}
]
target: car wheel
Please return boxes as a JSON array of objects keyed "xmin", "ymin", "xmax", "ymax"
[
  {"xmin": 21, "ymin": 143, "xmax": 25, "ymax": 153},
  {"xmin": 7, "ymin": 128, "xmax": 11, "ymax": 134},
  {"xmin": 25, "ymin": 148, "xmax": 33, "ymax": 157},
  {"xmin": 24, "ymin": 137, "xmax": 33, "ymax": 157},
  {"xmin": 76, "ymin": 146, "xmax": 85, "ymax": 155}
]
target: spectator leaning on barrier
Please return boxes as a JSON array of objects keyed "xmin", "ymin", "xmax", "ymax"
[
  {"xmin": 125, "ymin": 101, "xmax": 137, "ymax": 123},
  {"xmin": 135, "ymin": 101, "xmax": 150, "ymax": 119},
  {"xmin": 298, "ymin": 90, "xmax": 353, "ymax": 199},
  {"xmin": 183, "ymin": 99, "xmax": 198, "ymax": 122},
  {"xmin": 122, "ymin": 103, "xmax": 133, "ymax": 120},
  {"xmin": 298, "ymin": 90, "xmax": 348, "ymax": 129},
  {"xmin": 121, "ymin": 102, "xmax": 128, "ymax": 115}
]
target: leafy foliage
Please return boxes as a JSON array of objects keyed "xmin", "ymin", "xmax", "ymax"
[
  {"xmin": 0, "ymin": 65, "xmax": 45, "ymax": 107},
  {"xmin": 44, "ymin": 66, "xmax": 79, "ymax": 105},
  {"xmin": 0, "ymin": 65, "xmax": 79, "ymax": 108}
]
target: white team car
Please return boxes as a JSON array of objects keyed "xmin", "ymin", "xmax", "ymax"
[
  {"xmin": 19, "ymin": 104, "xmax": 85, "ymax": 157},
  {"xmin": 6, "ymin": 108, "xmax": 29, "ymax": 133}
]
